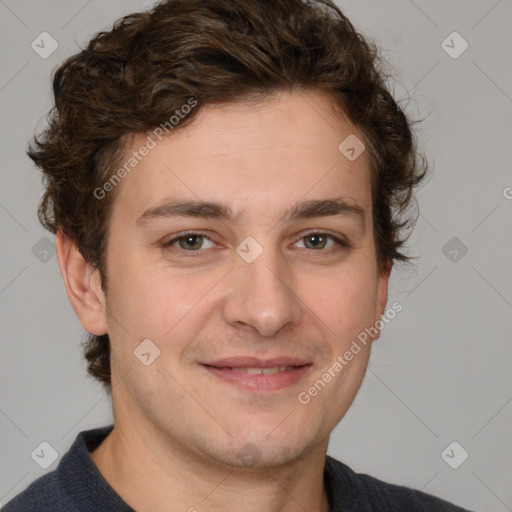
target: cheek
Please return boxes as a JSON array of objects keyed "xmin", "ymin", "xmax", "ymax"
[
  {"xmin": 303, "ymin": 265, "xmax": 379, "ymax": 338},
  {"xmin": 106, "ymin": 255, "xmax": 220, "ymax": 340}
]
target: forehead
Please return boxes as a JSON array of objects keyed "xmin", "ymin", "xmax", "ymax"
[{"xmin": 110, "ymin": 90, "xmax": 372, "ymax": 225}]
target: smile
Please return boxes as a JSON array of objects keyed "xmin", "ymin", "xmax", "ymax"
[
  {"xmin": 200, "ymin": 358, "xmax": 312, "ymax": 392},
  {"xmin": 231, "ymin": 366, "xmax": 292, "ymax": 374}
]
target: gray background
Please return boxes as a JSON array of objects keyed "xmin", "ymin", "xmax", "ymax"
[{"xmin": 1, "ymin": 0, "xmax": 511, "ymax": 510}]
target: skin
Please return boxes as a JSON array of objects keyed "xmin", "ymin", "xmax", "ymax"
[{"xmin": 57, "ymin": 90, "xmax": 391, "ymax": 512}]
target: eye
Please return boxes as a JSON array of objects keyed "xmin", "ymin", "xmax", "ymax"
[
  {"xmin": 162, "ymin": 230, "xmax": 349, "ymax": 256},
  {"xmin": 294, "ymin": 232, "xmax": 348, "ymax": 251},
  {"xmin": 163, "ymin": 232, "xmax": 216, "ymax": 252}
]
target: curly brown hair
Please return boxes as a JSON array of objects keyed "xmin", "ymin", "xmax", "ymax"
[{"xmin": 28, "ymin": 0, "xmax": 426, "ymax": 389}]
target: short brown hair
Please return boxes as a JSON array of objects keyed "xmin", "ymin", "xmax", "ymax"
[{"xmin": 28, "ymin": 0, "xmax": 426, "ymax": 389}]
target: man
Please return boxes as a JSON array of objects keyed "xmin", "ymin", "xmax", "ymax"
[{"xmin": 5, "ymin": 0, "xmax": 475, "ymax": 510}]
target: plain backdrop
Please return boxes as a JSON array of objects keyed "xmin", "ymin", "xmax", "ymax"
[{"xmin": 1, "ymin": 1, "xmax": 511, "ymax": 510}]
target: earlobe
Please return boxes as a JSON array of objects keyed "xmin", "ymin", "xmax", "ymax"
[{"xmin": 56, "ymin": 230, "xmax": 108, "ymax": 336}]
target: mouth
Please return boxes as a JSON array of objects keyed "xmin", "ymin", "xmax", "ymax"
[{"xmin": 200, "ymin": 357, "xmax": 313, "ymax": 392}]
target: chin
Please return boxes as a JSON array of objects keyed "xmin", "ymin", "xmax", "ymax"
[{"xmin": 202, "ymin": 429, "xmax": 318, "ymax": 470}]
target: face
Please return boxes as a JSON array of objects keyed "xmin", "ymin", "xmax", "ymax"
[{"xmin": 100, "ymin": 90, "xmax": 390, "ymax": 468}]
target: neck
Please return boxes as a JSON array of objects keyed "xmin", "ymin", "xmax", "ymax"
[{"xmin": 90, "ymin": 420, "xmax": 331, "ymax": 512}]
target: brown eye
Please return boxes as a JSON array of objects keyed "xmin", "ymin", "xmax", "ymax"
[
  {"xmin": 303, "ymin": 233, "xmax": 329, "ymax": 249},
  {"xmin": 164, "ymin": 232, "xmax": 216, "ymax": 252},
  {"xmin": 295, "ymin": 232, "xmax": 346, "ymax": 251},
  {"xmin": 177, "ymin": 234, "xmax": 204, "ymax": 251}
]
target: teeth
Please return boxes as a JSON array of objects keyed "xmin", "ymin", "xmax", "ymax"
[{"xmin": 232, "ymin": 366, "xmax": 291, "ymax": 374}]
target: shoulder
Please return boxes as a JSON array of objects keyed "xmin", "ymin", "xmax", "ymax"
[
  {"xmin": 2, "ymin": 471, "xmax": 73, "ymax": 512},
  {"xmin": 3, "ymin": 426, "xmax": 114, "ymax": 512},
  {"xmin": 325, "ymin": 456, "xmax": 475, "ymax": 511}
]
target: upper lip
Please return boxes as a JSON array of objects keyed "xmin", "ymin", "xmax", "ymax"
[{"xmin": 202, "ymin": 357, "xmax": 312, "ymax": 368}]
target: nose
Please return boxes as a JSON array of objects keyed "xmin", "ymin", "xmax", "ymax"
[{"xmin": 222, "ymin": 246, "xmax": 303, "ymax": 338}]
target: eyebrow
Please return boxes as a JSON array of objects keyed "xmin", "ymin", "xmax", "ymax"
[{"xmin": 136, "ymin": 197, "xmax": 366, "ymax": 230}]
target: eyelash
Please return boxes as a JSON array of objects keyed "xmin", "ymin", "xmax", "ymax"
[{"xmin": 161, "ymin": 230, "xmax": 350, "ymax": 256}]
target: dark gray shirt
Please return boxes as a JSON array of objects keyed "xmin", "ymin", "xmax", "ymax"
[{"xmin": 3, "ymin": 425, "xmax": 475, "ymax": 511}]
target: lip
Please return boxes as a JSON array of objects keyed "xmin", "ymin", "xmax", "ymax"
[
  {"xmin": 200, "ymin": 356, "xmax": 312, "ymax": 392},
  {"xmin": 204, "ymin": 356, "xmax": 311, "ymax": 368}
]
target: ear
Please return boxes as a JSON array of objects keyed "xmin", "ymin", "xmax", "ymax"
[
  {"xmin": 56, "ymin": 229, "xmax": 108, "ymax": 336},
  {"xmin": 373, "ymin": 259, "xmax": 392, "ymax": 341}
]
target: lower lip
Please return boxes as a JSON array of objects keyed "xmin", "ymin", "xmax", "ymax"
[{"xmin": 201, "ymin": 365, "xmax": 312, "ymax": 392}]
